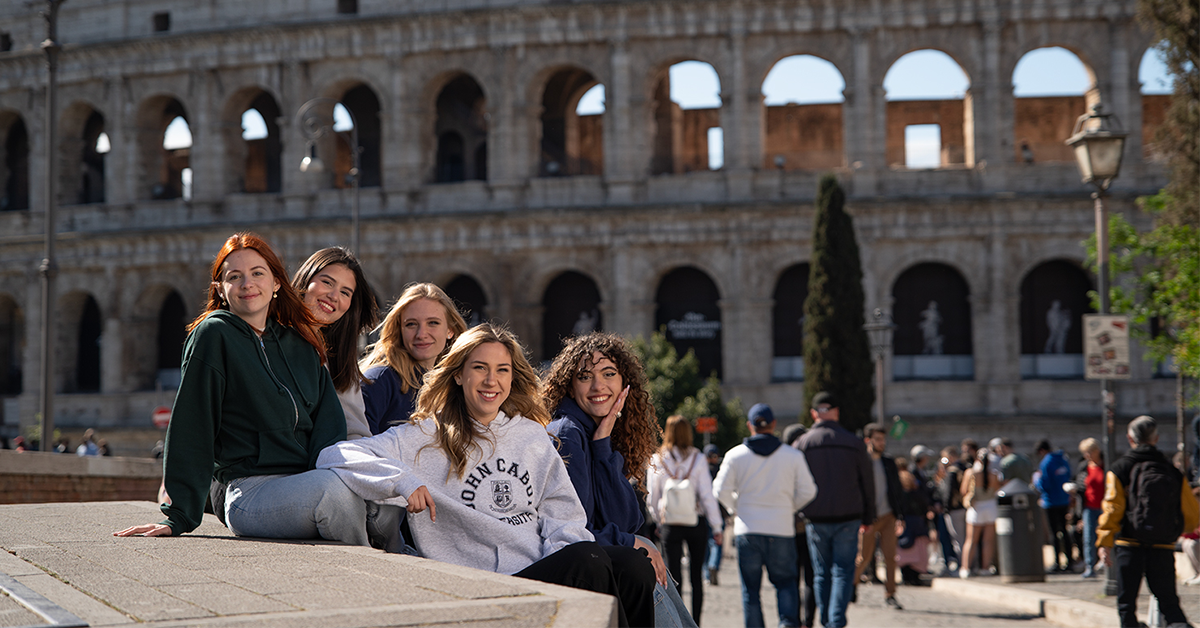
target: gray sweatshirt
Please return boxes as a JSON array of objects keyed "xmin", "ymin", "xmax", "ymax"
[{"xmin": 316, "ymin": 411, "xmax": 593, "ymax": 574}]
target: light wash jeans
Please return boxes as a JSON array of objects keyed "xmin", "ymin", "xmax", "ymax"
[
  {"xmin": 806, "ymin": 521, "xmax": 859, "ymax": 628},
  {"xmin": 225, "ymin": 470, "xmax": 369, "ymax": 546},
  {"xmin": 637, "ymin": 535, "xmax": 698, "ymax": 628},
  {"xmin": 1082, "ymin": 507, "xmax": 1101, "ymax": 571}
]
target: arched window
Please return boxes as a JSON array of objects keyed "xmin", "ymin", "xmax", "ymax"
[
  {"xmin": 761, "ymin": 56, "xmax": 846, "ymax": 170},
  {"xmin": 434, "ymin": 75, "xmax": 488, "ymax": 183},
  {"xmin": 1, "ymin": 113, "xmax": 29, "ymax": 211},
  {"xmin": 76, "ymin": 296, "xmax": 102, "ymax": 393},
  {"xmin": 239, "ymin": 92, "xmax": 282, "ymax": 193},
  {"xmin": 1019, "ymin": 260, "xmax": 1093, "ymax": 379},
  {"xmin": 772, "ymin": 263, "xmax": 809, "ymax": 381},
  {"xmin": 651, "ymin": 61, "xmax": 723, "ymax": 174},
  {"xmin": 444, "ymin": 275, "xmax": 488, "ymax": 327},
  {"xmin": 883, "ymin": 50, "xmax": 970, "ymax": 168},
  {"xmin": 541, "ymin": 271, "xmax": 603, "ymax": 360},
  {"xmin": 891, "ymin": 263, "xmax": 974, "ymax": 380},
  {"xmin": 138, "ymin": 97, "xmax": 191, "ymax": 201},
  {"xmin": 1139, "ymin": 48, "xmax": 1172, "ymax": 160},
  {"xmin": 81, "ymin": 110, "xmax": 106, "ymax": 203},
  {"xmin": 540, "ymin": 68, "xmax": 604, "ymax": 176},
  {"xmin": 338, "ymin": 85, "xmax": 381, "ymax": 188},
  {"xmin": 157, "ymin": 291, "xmax": 186, "ymax": 389},
  {"xmin": 655, "ymin": 267, "xmax": 722, "ymax": 378},
  {"xmin": 1012, "ymin": 47, "xmax": 1093, "ymax": 164},
  {"xmin": 0, "ymin": 295, "xmax": 23, "ymax": 395}
]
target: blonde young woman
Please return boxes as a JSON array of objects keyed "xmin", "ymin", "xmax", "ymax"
[
  {"xmin": 318, "ymin": 325, "xmax": 655, "ymax": 627},
  {"xmin": 647, "ymin": 416, "xmax": 723, "ymax": 625},
  {"xmin": 359, "ymin": 283, "xmax": 467, "ymax": 435}
]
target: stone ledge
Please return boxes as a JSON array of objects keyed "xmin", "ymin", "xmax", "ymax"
[{"xmin": 0, "ymin": 450, "xmax": 162, "ymax": 478}]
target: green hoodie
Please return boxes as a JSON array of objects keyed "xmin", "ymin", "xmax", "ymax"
[{"xmin": 160, "ymin": 310, "xmax": 346, "ymax": 534}]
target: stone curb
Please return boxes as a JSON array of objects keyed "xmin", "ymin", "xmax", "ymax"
[{"xmin": 931, "ymin": 577, "xmax": 1118, "ymax": 628}]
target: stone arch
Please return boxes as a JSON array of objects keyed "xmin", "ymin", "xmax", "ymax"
[
  {"xmin": 0, "ymin": 110, "xmax": 29, "ymax": 211},
  {"xmin": 882, "ymin": 49, "xmax": 971, "ymax": 168},
  {"xmin": 891, "ymin": 262, "xmax": 974, "ymax": 380},
  {"xmin": 760, "ymin": 54, "xmax": 847, "ymax": 170},
  {"xmin": 56, "ymin": 291, "xmax": 102, "ymax": 393},
  {"xmin": 538, "ymin": 66, "xmax": 604, "ymax": 177},
  {"xmin": 655, "ymin": 266, "xmax": 723, "ymax": 379},
  {"xmin": 1011, "ymin": 47, "xmax": 1096, "ymax": 164},
  {"xmin": 0, "ymin": 293, "xmax": 24, "ymax": 395},
  {"xmin": 128, "ymin": 284, "xmax": 189, "ymax": 391},
  {"xmin": 59, "ymin": 101, "xmax": 106, "ymax": 205},
  {"xmin": 443, "ymin": 273, "xmax": 489, "ymax": 327},
  {"xmin": 1019, "ymin": 259, "xmax": 1093, "ymax": 379},
  {"xmin": 648, "ymin": 59, "xmax": 725, "ymax": 175},
  {"xmin": 334, "ymin": 83, "xmax": 382, "ymax": 188},
  {"xmin": 541, "ymin": 270, "xmax": 603, "ymax": 360},
  {"xmin": 135, "ymin": 95, "xmax": 190, "ymax": 201},
  {"xmin": 222, "ymin": 86, "xmax": 282, "ymax": 194},
  {"xmin": 771, "ymin": 262, "xmax": 809, "ymax": 381},
  {"xmin": 431, "ymin": 73, "xmax": 488, "ymax": 184}
]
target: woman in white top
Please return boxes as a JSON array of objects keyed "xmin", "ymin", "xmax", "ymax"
[{"xmin": 647, "ymin": 415, "xmax": 723, "ymax": 624}]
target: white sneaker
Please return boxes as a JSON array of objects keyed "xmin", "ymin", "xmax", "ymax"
[
  {"xmin": 1184, "ymin": 575, "xmax": 1200, "ymax": 586},
  {"xmin": 959, "ymin": 568, "xmax": 970, "ymax": 579}
]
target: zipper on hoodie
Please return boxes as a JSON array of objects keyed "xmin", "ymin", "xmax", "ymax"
[{"xmin": 258, "ymin": 332, "xmax": 299, "ymax": 430}]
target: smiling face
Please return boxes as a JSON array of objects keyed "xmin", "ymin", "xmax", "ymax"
[
  {"xmin": 303, "ymin": 263, "xmax": 356, "ymax": 326},
  {"xmin": 569, "ymin": 352, "xmax": 624, "ymax": 421},
  {"xmin": 402, "ymin": 298, "xmax": 454, "ymax": 370},
  {"xmin": 220, "ymin": 248, "xmax": 280, "ymax": 330},
  {"xmin": 454, "ymin": 341, "xmax": 512, "ymax": 424}
]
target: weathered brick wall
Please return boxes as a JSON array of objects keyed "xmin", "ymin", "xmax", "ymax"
[{"xmin": 0, "ymin": 450, "xmax": 161, "ymax": 505}]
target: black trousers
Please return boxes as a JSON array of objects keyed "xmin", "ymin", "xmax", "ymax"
[
  {"xmin": 514, "ymin": 541, "xmax": 655, "ymax": 628},
  {"xmin": 1114, "ymin": 545, "xmax": 1190, "ymax": 627},
  {"xmin": 1045, "ymin": 505, "xmax": 1070, "ymax": 569},
  {"xmin": 662, "ymin": 521, "xmax": 709, "ymax": 624},
  {"xmin": 795, "ymin": 531, "xmax": 817, "ymax": 627}
]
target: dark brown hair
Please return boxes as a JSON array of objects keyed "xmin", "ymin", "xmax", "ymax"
[{"xmin": 292, "ymin": 247, "xmax": 380, "ymax": 393}]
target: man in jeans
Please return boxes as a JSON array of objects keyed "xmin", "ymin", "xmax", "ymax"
[
  {"xmin": 715, "ymin": 403, "xmax": 818, "ymax": 628},
  {"xmin": 797, "ymin": 392, "xmax": 875, "ymax": 628}
]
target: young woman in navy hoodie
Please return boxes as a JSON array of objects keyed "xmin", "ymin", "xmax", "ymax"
[{"xmin": 115, "ymin": 233, "xmax": 367, "ymax": 545}]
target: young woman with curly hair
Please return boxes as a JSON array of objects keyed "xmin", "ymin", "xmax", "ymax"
[
  {"xmin": 318, "ymin": 325, "xmax": 655, "ymax": 627},
  {"xmin": 359, "ymin": 283, "xmax": 468, "ymax": 434},
  {"xmin": 115, "ymin": 233, "xmax": 367, "ymax": 545},
  {"xmin": 292, "ymin": 247, "xmax": 380, "ymax": 440}
]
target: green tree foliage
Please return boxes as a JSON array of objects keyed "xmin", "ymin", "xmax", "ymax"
[
  {"xmin": 631, "ymin": 331, "xmax": 747, "ymax": 452},
  {"xmin": 802, "ymin": 174, "xmax": 875, "ymax": 432}
]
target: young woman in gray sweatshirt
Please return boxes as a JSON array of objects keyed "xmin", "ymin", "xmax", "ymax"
[{"xmin": 318, "ymin": 324, "xmax": 655, "ymax": 627}]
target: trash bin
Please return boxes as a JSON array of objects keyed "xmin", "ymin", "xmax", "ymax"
[{"xmin": 996, "ymin": 479, "xmax": 1045, "ymax": 583}]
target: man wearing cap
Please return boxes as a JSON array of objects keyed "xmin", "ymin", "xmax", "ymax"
[
  {"xmin": 797, "ymin": 392, "xmax": 875, "ymax": 628},
  {"xmin": 715, "ymin": 403, "xmax": 817, "ymax": 628}
]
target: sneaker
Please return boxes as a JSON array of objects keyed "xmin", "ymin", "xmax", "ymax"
[
  {"xmin": 706, "ymin": 567, "xmax": 719, "ymax": 586},
  {"xmin": 959, "ymin": 568, "xmax": 970, "ymax": 579},
  {"xmin": 1081, "ymin": 569, "xmax": 1096, "ymax": 579},
  {"xmin": 885, "ymin": 596, "xmax": 904, "ymax": 610}
]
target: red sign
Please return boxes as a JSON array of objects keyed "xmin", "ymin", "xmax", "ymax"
[
  {"xmin": 152, "ymin": 406, "xmax": 172, "ymax": 429},
  {"xmin": 695, "ymin": 417, "xmax": 717, "ymax": 434}
]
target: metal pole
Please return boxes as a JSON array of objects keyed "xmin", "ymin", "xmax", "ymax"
[
  {"xmin": 39, "ymin": 0, "xmax": 64, "ymax": 451},
  {"xmin": 349, "ymin": 122, "xmax": 360, "ymax": 255},
  {"xmin": 1095, "ymin": 189, "xmax": 1121, "ymax": 597},
  {"xmin": 876, "ymin": 353, "xmax": 885, "ymax": 424}
]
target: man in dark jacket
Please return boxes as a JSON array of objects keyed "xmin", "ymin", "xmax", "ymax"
[
  {"xmin": 797, "ymin": 392, "xmax": 875, "ymax": 628},
  {"xmin": 1098, "ymin": 416, "xmax": 1199, "ymax": 628},
  {"xmin": 853, "ymin": 422, "xmax": 905, "ymax": 609}
]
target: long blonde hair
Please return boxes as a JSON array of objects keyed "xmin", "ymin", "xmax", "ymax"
[
  {"xmin": 360, "ymin": 282, "xmax": 468, "ymax": 392},
  {"xmin": 412, "ymin": 324, "xmax": 549, "ymax": 479}
]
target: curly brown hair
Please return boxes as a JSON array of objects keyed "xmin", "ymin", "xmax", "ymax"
[{"xmin": 542, "ymin": 332, "xmax": 661, "ymax": 491}]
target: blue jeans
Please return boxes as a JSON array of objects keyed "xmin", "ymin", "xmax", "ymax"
[
  {"xmin": 1082, "ymin": 507, "xmax": 1101, "ymax": 571},
  {"xmin": 225, "ymin": 471, "xmax": 369, "ymax": 546},
  {"xmin": 806, "ymin": 521, "xmax": 859, "ymax": 628},
  {"xmin": 706, "ymin": 519, "xmax": 723, "ymax": 573},
  {"xmin": 934, "ymin": 512, "xmax": 957, "ymax": 568},
  {"xmin": 736, "ymin": 534, "xmax": 800, "ymax": 628}
]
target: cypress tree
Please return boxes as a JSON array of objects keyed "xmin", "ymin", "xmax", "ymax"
[{"xmin": 802, "ymin": 174, "xmax": 875, "ymax": 432}]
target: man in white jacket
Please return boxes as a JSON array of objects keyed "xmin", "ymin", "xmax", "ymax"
[{"xmin": 715, "ymin": 403, "xmax": 818, "ymax": 628}]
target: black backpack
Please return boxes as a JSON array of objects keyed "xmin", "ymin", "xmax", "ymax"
[{"xmin": 1126, "ymin": 459, "xmax": 1184, "ymax": 546}]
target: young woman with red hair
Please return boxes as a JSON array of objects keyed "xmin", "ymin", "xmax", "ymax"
[{"xmin": 115, "ymin": 233, "xmax": 368, "ymax": 545}]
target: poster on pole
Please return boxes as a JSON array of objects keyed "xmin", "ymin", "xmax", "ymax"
[{"xmin": 1083, "ymin": 314, "xmax": 1131, "ymax": 380}]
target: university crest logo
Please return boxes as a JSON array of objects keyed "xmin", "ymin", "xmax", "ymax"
[{"xmin": 490, "ymin": 479, "xmax": 514, "ymax": 512}]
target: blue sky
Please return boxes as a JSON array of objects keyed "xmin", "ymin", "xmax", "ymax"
[{"xmin": 174, "ymin": 46, "xmax": 1174, "ymax": 169}]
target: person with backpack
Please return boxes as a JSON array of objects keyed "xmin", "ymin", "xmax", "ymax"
[
  {"xmin": 715, "ymin": 403, "xmax": 817, "ymax": 628},
  {"xmin": 1098, "ymin": 415, "xmax": 1200, "ymax": 628}
]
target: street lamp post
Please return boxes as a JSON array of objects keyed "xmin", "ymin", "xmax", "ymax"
[
  {"xmin": 296, "ymin": 98, "xmax": 361, "ymax": 253},
  {"xmin": 39, "ymin": 0, "xmax": 65, "ymax": 452},
  {"xmin": 1065, "ymin": 103, "xmax": 1126, "ymax": 596},
  {"xmin": 863, "ymin": 308, "xmax": 896, "ymax": 425}
]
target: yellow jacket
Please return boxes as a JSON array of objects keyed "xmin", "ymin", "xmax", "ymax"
[{"xmin": 1097, "ymin": 446, "xmax": 1199, "ymax": 549}]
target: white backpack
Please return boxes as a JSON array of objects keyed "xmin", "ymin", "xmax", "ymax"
[{"xmin": 659, "ymin": 451, "xmax": 699, "ymax": 526}]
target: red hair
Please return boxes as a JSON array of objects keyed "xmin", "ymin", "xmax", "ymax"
[{"xmin": 187, "ymin": 232, "xmax": 326, "ymax": 360}]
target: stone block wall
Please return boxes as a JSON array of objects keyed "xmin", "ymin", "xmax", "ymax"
[{"xmin": 0, "ymin": 450, "xmax": 161, "ymax": 504}]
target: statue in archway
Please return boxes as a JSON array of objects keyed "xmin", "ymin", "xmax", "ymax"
[
  {"xmin": 572, "ymin": 309, "xmax": 599, "ymax": 336},
  {"xmin": 920, "ymin": 300, "xmax": 944, "ymax": 355},
  {"xmin": 1044, "ymin": 300, "xmax": 1071, "ymax": 354}
]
